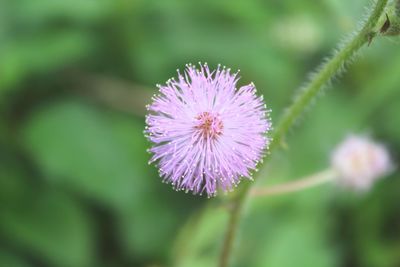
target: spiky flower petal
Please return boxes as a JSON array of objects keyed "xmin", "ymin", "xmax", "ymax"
[{"xmin": 145, "ymin": 63, "xmax": 271, "ymax": 197}]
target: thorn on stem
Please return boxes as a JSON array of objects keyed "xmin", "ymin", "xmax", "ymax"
[{"xmin": 380, "ymin": 13, "xmax": 391, "ymax": 33}]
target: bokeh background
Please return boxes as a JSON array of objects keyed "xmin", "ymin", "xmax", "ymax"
[{"xmin": 1, "ymin": 0, "xmax": 400, "ymax": 267}]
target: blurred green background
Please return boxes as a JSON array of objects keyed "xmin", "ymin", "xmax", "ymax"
[{"xmin": 1, "ymin": 0, "xmax": 399, "ymax": 267}]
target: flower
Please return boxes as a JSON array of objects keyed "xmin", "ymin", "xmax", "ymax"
[
  {"xmin": 145, "ymin": 63, "xmax": 271, "ymax": 197},
  {"xmin": 331, "ymin": 135, "xmax": 393, "ymax": 191}
]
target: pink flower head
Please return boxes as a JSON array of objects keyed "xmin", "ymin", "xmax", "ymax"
[
  {"xmin": 331, "ymin": 135, "xmax": 393, "ymax": 191},
  {"xmin": 145, "ymin": 63, "xmax": 271, "ymax": 197}
]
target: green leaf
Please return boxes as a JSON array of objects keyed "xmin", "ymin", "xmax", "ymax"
[
  {"xmin": 9, "ymin": 0, "xmax": 111, "ymax": 23},
  {"xmin": 22, "ymin": 99, "xmax": 151, "ymax": 209},
  {"xmin": 0, "ymin": 250, "xmax": 32, "ymax": 267},
  {"xmin": 0, "ymin": 31, "xmax": 92, "ymax": 91},
  {"xmin": 0, "ymin": 163, "xmax": 94, "ymax": 267}
]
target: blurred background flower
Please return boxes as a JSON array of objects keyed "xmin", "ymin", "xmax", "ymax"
[
  {"xmin": 0, "ymin": 0, "xmax": 399, "ymax": 267},
  {"xmin": 331, "ymin": 135, "xmax": 393, "ymax": 191}
]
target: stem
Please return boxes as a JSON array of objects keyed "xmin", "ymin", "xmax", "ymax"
[
  {"xmin": 218, "ymin": 1, "xmax": 388, "ymax": 266},
  {"xmin": 270, "ymin": 0, "xmax": 388, "ymax": 152},
  {"xmin": 251, "ymin": 169, "xmax": 336, "ymax": 197},
  {"xmin": 218, "ymin": 199, "xmax": 245, "ymax": 267}
]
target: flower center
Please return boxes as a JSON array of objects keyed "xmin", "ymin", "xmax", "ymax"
[{"xmin": 194, "ymin": 111, "xmax": 223, "ymax": 139}]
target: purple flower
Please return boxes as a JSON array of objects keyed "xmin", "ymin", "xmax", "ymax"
[{"xmin": 145, "ymin": 63, "xmax": 271, "ymax": 197}]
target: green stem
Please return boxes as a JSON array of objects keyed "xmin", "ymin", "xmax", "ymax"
[
  {"xmin": 251, "ymin": 169, "xmax": 336, "ymax": 197},
  {"xmin": 218, "ymin": 1, "xmax": 388, "ymax": 266}
]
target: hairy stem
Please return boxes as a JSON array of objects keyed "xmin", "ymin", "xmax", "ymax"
[
  {"xmin": 219, "ymin": 1, "xmax": 388, "ymax": 266},
  {"xmin": 251, "ymin": 169, "xmax": 336, "ymax": 197}
]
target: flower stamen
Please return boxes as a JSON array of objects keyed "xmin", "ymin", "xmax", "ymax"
[{"xmin": 194, "ymin": 111, "xmax": 224, "ymax": 139}]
